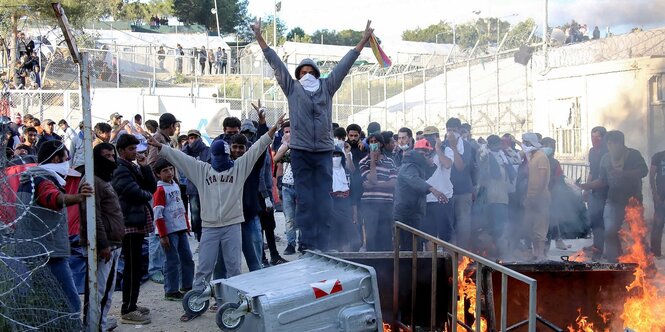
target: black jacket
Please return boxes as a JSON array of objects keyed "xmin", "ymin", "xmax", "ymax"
[
  {"xmin": 394, "ymin": 151, "xmax": 435, "ymax": 222},
  {"xmin": 182, "ymin": 139, "xmax": 211, "ymax": 195},
  {"xmin": 112, "ymin": 158, "xmax": 157, "ymax": 227}
]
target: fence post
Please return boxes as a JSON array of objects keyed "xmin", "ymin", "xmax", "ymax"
[
  {"xmin": 444, "ymin": 62, "xmax": 449, "ymax": 121},
  {"xmin": 467, "ymin": 59, "xmax": 472, "ymax": 123},
  {"xmin": 496, "ymin": 53, "xmax": 501, "ymax": 134},
  {"xmin": 383, "ymin": 76, "xmax": 388, "ymax": 127},
  {"xmin": 367, "ymin": 71, "xmax": 371, "ymax": 123},
  {"xmin": 422, "ymin": 68, "xmax": 427, "ymax": 125},
  {"xmin": 115, "ymin": 49, "xmax": 120, "ymax": 89},
  {"xmin": 152, "ymin": 47, "xmax": 157, "ymax": 93},
  {"xmin": 402, "ymin": 72, "xmax": 406, "ymax": 126}
]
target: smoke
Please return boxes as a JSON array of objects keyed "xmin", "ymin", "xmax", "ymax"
[{"xmin": 549, "ymin": 0, "xmax": 665, "ymax": 29}]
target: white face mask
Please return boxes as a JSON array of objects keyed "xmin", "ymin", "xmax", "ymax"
[
  {"xmin": 299, "ymin": 73, "xmax": 320, "ymax": 92},
  {"xmin": 40, "ymin": 161, "xmax": 71, "ymax": 186},
  {"xmin": 334, "ymin": 139, "xmax": 345, "ymax": 151},
  {"xmin": 398, "ymin": 144, "xmax": 410, "ymax": 151},
  {"xmin": 332, "ymin": 156, "xmax": 342, "ymax": 168}
]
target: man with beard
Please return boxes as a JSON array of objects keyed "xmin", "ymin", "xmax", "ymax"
[
  {"xmin": 394, "ymin": 127, "xmax": 414, "ymax": 167},
  {"xmin": 346, "ymin": 123, "xmax": 367, "ymax": 250},
  {"xmin": 80, "ymin": 143, "xmax": 125, "ymax": 331},
  {"xmin": 182, "ymin": 129, "xmax": 210, "ymax": 242},
  {"xmin": 579, "ymin": 131, "xmax": 648, "ymax": 262}
]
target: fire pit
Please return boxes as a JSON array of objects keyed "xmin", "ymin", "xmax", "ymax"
[
  {"xmin": 492, "ymin": 260, "xmax": 637, "ymax": 331},
  {"xmin": 333, "ymin": 252, "xmax": 637, "ymax": 331}
]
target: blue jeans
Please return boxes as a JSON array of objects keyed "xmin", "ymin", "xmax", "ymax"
[
  {"xmin": 290, "ymin": 149, "xmax": 333, "ymax": 250},
  {"xmin": 68, "ymin": 235, "xmax": 86, "ymax": 294},
  {"xmin": 604, "ymin": 202, "xmax": 626, "ymax": 262},
  {"xmin": 148, "ymin": 234, "xmax": 165, "ymax": 276},
  {"xmin": 424, "ymin": 201, "xmax": 455, "ymax": 241},
  {"xmin": 163, "ymin": 231, "xmax": 195, "ymax": 294},
  {"xmin": 48, "ymin": 258, "xmax": 81, "ymax": 315},
  {"xmin": 282, "ymin": 185, "xmax": 297, "ymax": 247}
]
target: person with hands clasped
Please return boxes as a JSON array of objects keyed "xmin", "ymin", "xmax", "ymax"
[
  {"xmin": 251, "ymin": 18, "xmax": 374, "ymax": 252},
  {"xmin": 147, "ymin": 113, "xmax": 286, "ymax": 322}
]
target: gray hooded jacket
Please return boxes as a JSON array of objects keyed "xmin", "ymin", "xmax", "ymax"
[{"xmin": 263, "ymin": 47, "xmax": 360, "ymax": 152}]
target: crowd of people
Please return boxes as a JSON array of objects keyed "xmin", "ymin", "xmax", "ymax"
[
  {"xmin": 6, "ymin": 31, "xmax": 42, "ymax": 90},
  {"xmin": 2, "ymin": 19, "xmax": 659, "ymax": 332}
]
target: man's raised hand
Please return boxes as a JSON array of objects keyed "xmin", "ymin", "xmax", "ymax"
[
  {"xmin": 268, "ymin": 113, "xmax": 287, "ymax": 138},
  {"xmin": 251, "ymin": 99, "xmax": 266, "ymax": 124},
  {"xmin": 363, "ymin": 20, "xmax": 374, "ymax": 41},
  {"xmin": 250, "ymin": 18, "xmax": 262, "ymax": 36},
  {"xmin": 147, "ymin": 135, "xmax": 162, "ymax": 151}
]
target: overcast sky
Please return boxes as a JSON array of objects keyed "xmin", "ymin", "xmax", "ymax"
[{"xmin": 247, "ymin": 0, "xmax": 665, "ymax": 43}]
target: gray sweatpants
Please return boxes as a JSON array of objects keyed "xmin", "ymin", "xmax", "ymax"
[{"xmin": 192, "ymin": 224, "xmax": 242, "ymax": 293}]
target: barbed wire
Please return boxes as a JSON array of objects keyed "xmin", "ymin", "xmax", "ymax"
[{"xmin": 0, "ymin": 123, "xmax": 82, "ymax": 331}]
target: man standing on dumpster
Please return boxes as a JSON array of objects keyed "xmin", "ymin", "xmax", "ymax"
[{"xmin": 251, "ymin": 18, "xmax": 374, "ymax": 252}]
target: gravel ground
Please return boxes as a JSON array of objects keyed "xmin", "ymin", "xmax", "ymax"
[{"xmin": 110, "ymin": 210, "xmax": 293, "ymax": 332}]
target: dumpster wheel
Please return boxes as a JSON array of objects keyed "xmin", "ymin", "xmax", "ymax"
[
  {"xmin": 216, "ymin": 302, "xmax": 244, "ymax": 331},
  {"xmin": 183, "ymin": 289, "xmax": 209, "ymax": 315}
]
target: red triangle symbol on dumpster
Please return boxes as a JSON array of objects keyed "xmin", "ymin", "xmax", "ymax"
[{"xmin": 310, "ymin": 279, "xmax": 343, "ymax": 299}]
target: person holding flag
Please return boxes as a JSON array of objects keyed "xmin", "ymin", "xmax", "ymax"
[{"xmin": 251, "ymin": 18, "xmax": 374, "ymax": 252}]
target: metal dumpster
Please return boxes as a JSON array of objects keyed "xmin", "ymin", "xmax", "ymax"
[{"xmin": 216, "ymin": 251, "xmax": 383, "ymax": 332}]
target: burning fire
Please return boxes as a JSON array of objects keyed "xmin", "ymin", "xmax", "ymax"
[
  {"xmin": 568, "ymin": 198, "xmax": 665, "ymax": 331},
  {"xmin": 455, "ymin": 257, "xmax": 488, "ymax": 332},
  {"xmin": 382, "ymin": 323, "xmax": 406, "ymax": 332},
  {"xmin": 569, "ymin": 250, "xmax": 588, "ymax": 262},
  {"xmin": 616, "ymin": 198, "xmax": 665, "ymax": 331},
  {"xmin": 567, "ymin": 305, "xmax": 610, "ymax": 332}
]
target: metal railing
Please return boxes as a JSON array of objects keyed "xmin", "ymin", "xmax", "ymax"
[
  {"xmin": 560, "ymin": 162, "xmax": 589, "ymax": 183},
  {"xmin": 392, "ymin": 221, "xmax": 549, "ymax": 332}
]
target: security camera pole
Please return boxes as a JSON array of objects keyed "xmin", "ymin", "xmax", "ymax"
[{"xmin": 52, "ymin": 3, "xmax": 99, "ymax": 331}]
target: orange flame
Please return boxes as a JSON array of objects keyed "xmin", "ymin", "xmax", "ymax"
[
  {"xmin": 455, "ymin": 257, "xmax": 488, "ymax": 332},
  {"xmin": 616, "ymin": 198, "xmax": 665, "ymax": 331},
  {"xmin": 569, "ymin": 249, "xmax": 588, "ymax": 262},
  {"xmin": 566, "ymin": 305, "xmax": 611, "ymax": 332},
  {"xmin": 382, "ymin": 322, "xmax": 407, "ymax": 332}
]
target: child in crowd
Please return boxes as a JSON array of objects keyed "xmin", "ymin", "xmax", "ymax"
[{"xmin": 152, "ymin": 158, "xmax": 195, "ymax": 301}]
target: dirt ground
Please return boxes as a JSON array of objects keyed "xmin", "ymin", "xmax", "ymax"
[{"xmin": 110, "ymin": 212, "xmax": 294, "ymax": 332}]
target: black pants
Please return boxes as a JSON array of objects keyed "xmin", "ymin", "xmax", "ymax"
[
  {"xmin": 259, "ymin": 204, "xmax": 279, "ymax": 260},
  {"xmin": 121, "ymin": 233, "xmax": 145, "ymax": 314}
]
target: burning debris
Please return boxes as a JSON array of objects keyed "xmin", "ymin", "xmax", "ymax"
[
  {"xmin": 567, "ymin": 198, "xmax": 665, "ymax": 331},
  {"xmin": 453, "ymin": 257, "xmax": 488, "ymax": 332}
]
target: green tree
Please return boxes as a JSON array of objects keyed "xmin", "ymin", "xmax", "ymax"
[
  {"xmin": 1, "ymin": 0, "xmax": 115, "ymax": 62},
  {"xmin": 172, "ymin": 0, "xmax": 249, "ymax": 34},
  {"xmin": 148, "ymin": 0, "xmax": 174, "ymax": 17},
  {"xmin": 401, "ymin": 20, "xmax": 454, "ymax": 43},
  {"xmin": 505, "ymin": 18, "xmax": 541, "ymax": 49},
  {"xmin": 287, "ymin": 27, "xmax": 306, "ymax": 41},
  {"xmin": 115, "ymin": 1, "xmax": 150, "ymax": 24},
  {"xmin": 261, "ymin": 15, "xmax": 287, "ymax": 46}
]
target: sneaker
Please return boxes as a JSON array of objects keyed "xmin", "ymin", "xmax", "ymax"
[
  {"xmin": 106, "ymin": 316, "xmax": 118, "ymax": 331},
  {"xmin": 262, "ymin": 257, "xmax": 270, "ymax": 268},
  {"xmin": 149, "ymin": 271, "xmax": 164, "ymax": 284},
  {"xmin": 121, "ymin": 311, "xmax": 151, "ymax": 325},
  {"xmin": 283, "ymin": 244, "xmax": 296, "ymax": 255},
  {"xmin": 270, "ymin": 256, "xmax": 289, "ymax": 265},
  {"xmin": 180, "ymin": 287, "xmax": 192, "ymax": 293},
  {"xmin": 136, "ymin": 306, "xmax": 150, "ymax": 315},
  {"xmin": 165, "ymin": 292, "xmax": 184, "ymax": 301}
]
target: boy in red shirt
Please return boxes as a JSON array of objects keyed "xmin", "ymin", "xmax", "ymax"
[{"xmin": 152, "ymin": 158, "xmax": 194, "ymax": 301}]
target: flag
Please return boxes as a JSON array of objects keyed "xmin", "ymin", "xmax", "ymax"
[
  {"xmin": 275, "ymin": 1, "xmax": 282, "ymax": 12},
  {"xmin": 369, "ymin": 33, "xmax": 391, "ymax": 68}
]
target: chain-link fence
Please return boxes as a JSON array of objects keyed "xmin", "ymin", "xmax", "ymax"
[{"xmin": 3, "ymin": 25, "xmax": 536, "ymax": 140}]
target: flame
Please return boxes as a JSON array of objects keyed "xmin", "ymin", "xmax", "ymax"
[
  {"xmin": 569, "ymin": 249, "xmax": 588, "ymax": 262},
  {"xmin": 455, "ymin": 257, "xmax": 488, "ymax": 332},
  {"xmin": 566, "ymin": 305, "xmax": 611, "ymax": 332},
  {"xmin": 616, "ymin": 198, "xmax": 665, "ymax": 331},
  {"xmin": 382, "ymin": 322, "xmax": 407, "ymax": 332}
]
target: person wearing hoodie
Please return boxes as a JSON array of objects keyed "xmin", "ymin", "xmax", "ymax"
[
  {"xmin": 80, "ymin": 143, "xmax": 125, "ymax": 331},
  {"xmin": 147, "ymin": 113, "xmax": 284, "ymax": 322},
  {"xmin": 394, "ymin": 139, "xmax": 447, "ymax": 249},
  {"xmin": 15, "ymin": 140, "xmax": 94, "ymax": 321},
  {"xmin": 251, "ymin": 19, "xmax": 374, "ymax": 252},
  {"xmin": 182, "ymin": 129, "xmax": 210, "ymax": 242}
]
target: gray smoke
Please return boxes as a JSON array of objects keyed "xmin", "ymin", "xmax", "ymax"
[{"xmin": 549, "ymin": 0, "xmax": 665, "ymax": 29}]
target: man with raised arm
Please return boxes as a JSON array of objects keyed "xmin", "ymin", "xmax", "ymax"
[{"xmin": 250, "ymin": 18, "xmax": 373, "ymax": 252}]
